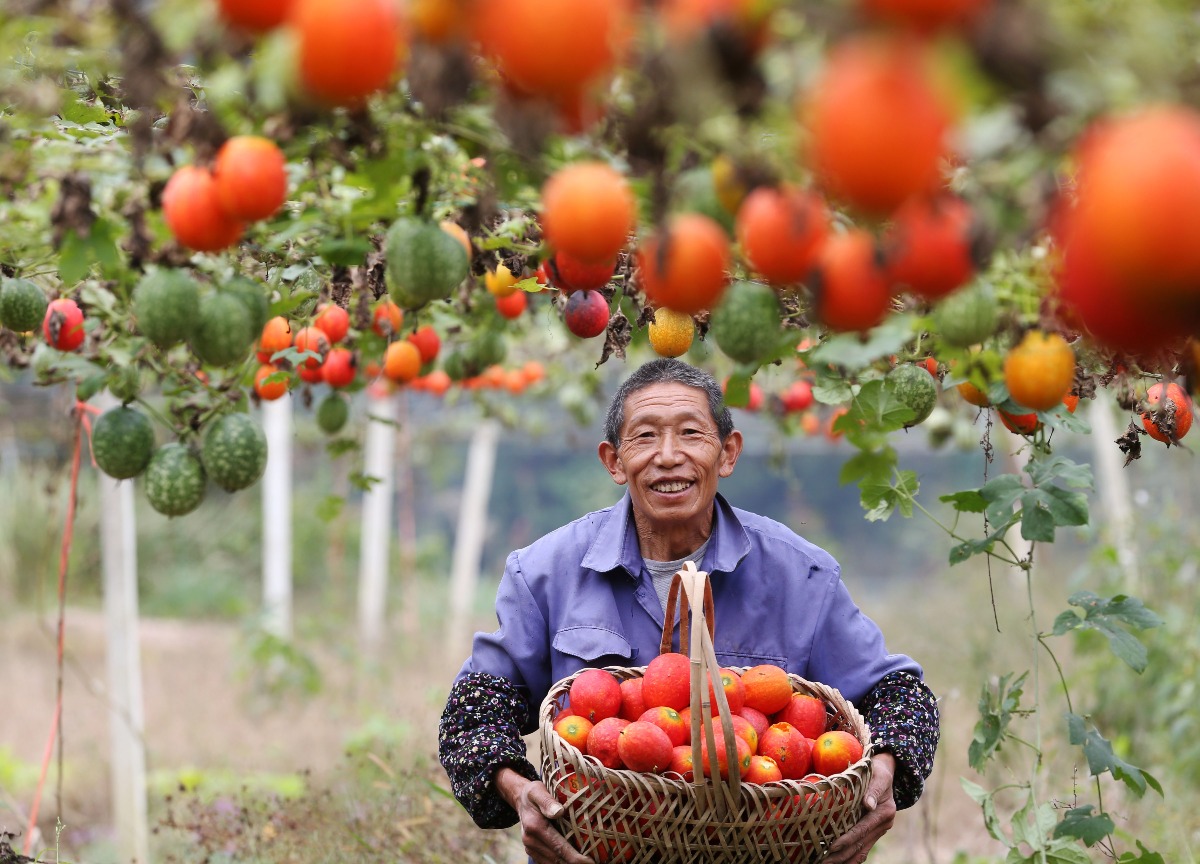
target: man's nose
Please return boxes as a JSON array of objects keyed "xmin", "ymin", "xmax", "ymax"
[{"xmin": 654, "ymin": 429, "xmax": 685, "ymax": 464}]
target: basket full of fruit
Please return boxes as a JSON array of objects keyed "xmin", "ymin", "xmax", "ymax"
[{"xmin": 538, "ymin": 562, "xmax": 873, "ymax": 863}]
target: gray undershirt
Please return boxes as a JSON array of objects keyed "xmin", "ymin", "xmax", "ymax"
[{"xmin": 643, "ymin": 536, "xmax": 712, "ymax": 612}]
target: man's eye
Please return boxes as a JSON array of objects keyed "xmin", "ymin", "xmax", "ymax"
[{"xmin": 638, "ymin": 431, "xmax": 656, "ymax": 438}]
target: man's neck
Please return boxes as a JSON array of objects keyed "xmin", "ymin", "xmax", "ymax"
[{"xmin": 633, "ymin": 510, "xmax": 714, "ymax": 561}]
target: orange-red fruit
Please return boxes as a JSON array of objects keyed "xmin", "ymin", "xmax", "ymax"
[
  {"xmin": 541, "ymin": 163, "xmax": 636, "ymax": 264},
  {"xmin": 474, "ymin": 0, "xmax": 631, "ymax": 101},
  {"xmin": 619, "ymin": 678, "xmax": 649, "ymax": 723},
  {"xmin": 706, "ymin": 668, "xmax": 746, "ymax": 716},
  {"xmin": 735, "ymin": 185, "xmax": 829, "ymax": 286},
  {"xmin": 313, "ymin": 303, "xmax": 350, "ymax": 344},
  {"xmin": 739, "ymin": 706, "xmax": 770, "ymax": 741},
  {"xmin": 1141, "ymin": 382, "xmax": 1194, "ymax": 444},
  {"xmin": 406, "ymin": 325, "xmax": 440, "ymax": 364},
  {"xmin": 741, "ymin": 665, "xmax": 793, "ymax": 715},
  {"xmin": 669, "ymin": 745, "xmax": 695, "ymax": 781},
  {"xmin": 162, "ymin": 166, "xmax": 244, "ymax": 253},
  {"xmin": 757, "ymin": 722, "xmax": 811, "ymax": 780},
  {"xmin": 811, "ymin": 730, "xmax": 864, "ymax": 776},
  {"xmin": 637, "ymin": 214, "xmax": 732, "ymax": 314},
  {"xmin": 292, "ymin": 326, "xmax": 330, "ymax": 369},
  {"xmin": 260, "ymin": 316, "xmax": 293, "ymax": 355},
  {"xmin": 729, "ymin": 713, "xmax": 759, "ymax": 755},
  {"xmin": 569, "ymin": 668, "xmax": 623, "ymax": 723},
  {"xmin": 859, "ymin": 0, "xmax": 992, "ymax": 32},
  {"xmin": 775, "ymin": 693, "xmax": 827, "ymax": 740},
  {"xmin": 638, "ymin": 706, "xmax": 688, "ymax": 747},
  {"xmin": 213, "ymin": 136, "xmax": 288, "ymax": 222},
  {"xmin": 255, "ymin": 364, "xmax": 290, "ymax": 400},
  {"xmin": 372, "ymin": 300, "xmax": 403, "ymax": 337},
  {"xmin": 42, "ymin": 298, "xmax": 85, "ymax": 351},
  {"xmin": 322, "ymin": 347, "xmax": 356, "ymax": 388},
  {"xmin": 548, "ymin": 251, "xmax": 617, "ymax": 294},
  {"xmin": 745, "ymin": 754, "xmax": 783, "ymax": 785},
  {"xmin": 553, "ymin": 713, "xmax": 595, "ymax": 751},
  {"xmin": 1066, "ymin": 106, "xmax": 1200, "ymax": 315},
  {"xmin": 700, "ymin": 727, "xmax": 752, "ymax": 781},
  {"xmin": 422, "ymin": 368, "xmax": 452, "ymax": 396},
  {"xmin": 383, "ymin": 340, "xmax": 422, "ymax": 383},
  {"xmin": 586, "ymin": 717, "xmax": 630, "ymax": 769},
  {"xmin": 495, "ymin": 288, "xmax": 528, "ymax": 319},
  {"xmin": 1003, "ymin": 331, "xmax": 1075, "ymax": 411},
  {"xmin": 563, "ymin": 289, "xmax": 610, "ymax": 339},
  {"xmin": 618, "ymin": 720, "xmax": 675, "ymax": 773},
  {"xmin": 642, "ymin": 652, "xmax": 691, "ymax": 711},
  {"xmin": 781, "ymin": 380, "xmax": 815, "ymax": 414},
  {"xmin": 809, "ymin": 230, "xmax": 893, "ymax": 332},
  {"xmin": 805, "ymin": 34, "xmax": 954, "ymax": 216},
  {"xmin": 290, "ymin": 0, "xmax": 404, "ymax": 106},
  {"xmin": 217, "ymin": 0, "xmax": 295, "ymax": 31},
  {"xmin": 884, "ymin": 193, "xmax": 979, "ymax": 300}
]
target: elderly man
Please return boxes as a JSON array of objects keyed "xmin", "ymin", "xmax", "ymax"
[{"xmin": 439, "ymin": 358, "xmax": 939, "ymax": 864}]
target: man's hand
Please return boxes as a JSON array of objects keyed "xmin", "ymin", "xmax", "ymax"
[
  {"xmin": 495, "ymin": 767, "xmax": 593, "ymax": 864},
  {"xmin": 824, "ymin": 753, "xmax": 899, "ymax": 864}
]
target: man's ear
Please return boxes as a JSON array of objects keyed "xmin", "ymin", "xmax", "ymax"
[
  {"xmin": 598, "ymin": 440, "xmax": 628, "ymax": 485},
  {"xmin": 718, "ymin": 430, "xmax": 743, "ymax": 478}
]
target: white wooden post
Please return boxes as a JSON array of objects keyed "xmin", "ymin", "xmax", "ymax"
[
  {"xmin": 1090, "ymin": 396, "xmax": 1140, "ymax": 595},
  {"xmin": 261, "ymin": 393, "xmax": 293, "ymax": 639},
  {"xmin": 96, "ymin": 392, "xmax": 149, "ymax": 864},
  {"xmin": 358, "ymin": 389, "xmax": 396, "ymax": 658},
  {"xmin": 445, "ymin": 418, "xmax": 501, "ymax": 660},
  {"xmin": 395, "ymin": 393, "xmax": 420, "ymax": 639}
]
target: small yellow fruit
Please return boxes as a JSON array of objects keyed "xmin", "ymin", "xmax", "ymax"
[
  {"xmin": 485, "ymin": 263, "xmax": 519, "ymax": 298},
  {"xmin": 648, "ymin": 307, "xmax": 695, "ymax": 358},
  {"xmin": 711, "ymin": 155, "xmax": 747, "ymax": 215},
  {"xmin": 1003, "ymin": 330, "xmax": 1075, "ymax": 411}
]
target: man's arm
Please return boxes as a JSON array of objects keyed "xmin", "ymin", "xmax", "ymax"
[
  {"xmin": 857, "ymin": 669, "xmax": 940, "ymax": 810},
  {"xmin": 438, "ymin": 672, "xmax": 541, "ymax": 828}
]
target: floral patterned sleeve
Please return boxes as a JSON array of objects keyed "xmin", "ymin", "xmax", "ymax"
[
  {"xmin": 438, "ymin": 672, "xmax": 541, "ymax": 829},
  {"xmin": 859, "ymin": 670, "xmax": 940, "ymax": 810}
]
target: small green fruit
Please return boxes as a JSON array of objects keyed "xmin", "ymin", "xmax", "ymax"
[
  {"xmin": 92, "ymin": 406, "xmax": 156, "ymax": 480},
  {"xmin": 202, "ymin": 412, "xmax": 268, "ymax": 493},
  {"xmin": 144, "ymin": 443, "xmax": 206, "ymax": 517},
  {"xmin": 0, "ymin": 277, "xmax": 49, "ymax": 333}
]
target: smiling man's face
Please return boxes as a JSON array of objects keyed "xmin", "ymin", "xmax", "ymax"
[{"xmin": 598, "ymin": 381, "xmax": 742, "ymax": 560}]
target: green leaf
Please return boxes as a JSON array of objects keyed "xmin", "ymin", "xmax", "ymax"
[
  {"xmin": 1116, "ymin": 841, "xmax": 1166, "ymax": 864},
  {"xmin": 349, "ymin": 472, "xmax": 384, "ymax": 493},
  {"xmin": 949, "ymin": 516, "xmax": 1018, "ymax": 565},
  {"xmin": 1038, "ymin": 485, "xmax": 1090, "ymax": 528},
  {"xmin": 325, "ymin": 438, "xmax": 360, "ymax": 458},
  {"xmin": 58, "ymin": 230, "xmax": 91, "ymax": 284},
  {"xmin": 1051, "ymin": 592, "xmax": 1163, "ymax": 673},
  {"xmin": 979, "ymin": 473, "xmax": 1025, "ymax": 528},
  {"xmin": 1010, "ymin": 798, "xmax": 1056, "ymax": 852},
  {"xmin": 1053, "ymin": 805, "xmax": 1114, "ymax": 846},
  {"xmin": 809, "ymin": 313, "xmax": 916, "ymax": 369},
  {"xmin": 1026, "ymin": 454, "xmax": 1093, "ymax": 489},
  {"xmin": 1040, "ymin": 839, "xmax": 1094, "ymax": 864},
  {"xmin": 1066, "ymin": 713, "xmax": 1163, "ymax": 797},
  {"xmin": 960, "ymin": 779, "xmax": 1009, "ymax": 846},
  {"xmin": 969, "ymin": 671, "xmax": 1027, "ymax": 771},
  {"xmin": 811, "ymin": 376, "xmax": 853, "ymax": 406},
  {"xmin": 844, "ymin": 378, "xmax": 916, "ymax": 435},
  {"xmin": 1019, "ymin": 491, "xmax": 1057, "ymax": 542},
  {"xmin": 939, "ymin": 489, "xmax": 987, "ymax": 513},
  {"xmin": 315, "ymin": 494, "xmax": 344, "ymax": 523},
  {"xmin": 723, "ymin": 372, "xmax": 751, "ymax": 408},
  {"xmin": 317, "ymin": 236, "xmax": 373, "ymax": 267}
]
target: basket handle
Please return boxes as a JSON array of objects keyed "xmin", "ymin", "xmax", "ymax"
[
  {"xmin": 671, "ymin": 563, "xmax": 741, "ymax": 815},
  {"xmin": 659, "ymin": 560, "xmax": 715, "ymax": 656}
]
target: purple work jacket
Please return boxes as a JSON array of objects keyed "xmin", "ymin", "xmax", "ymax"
[{"xmin": 457, "ymin": 492, "xmax": 921, "ymax": 734}]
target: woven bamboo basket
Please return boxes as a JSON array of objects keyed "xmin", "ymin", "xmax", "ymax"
[{"xmin": 538, "ymin": 562, "xmax": 873, "ymax": 864}]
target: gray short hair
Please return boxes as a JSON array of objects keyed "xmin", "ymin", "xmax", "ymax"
[{"xmin": 603, "ymin": 358, "xmax": 734, "ymax": 447}]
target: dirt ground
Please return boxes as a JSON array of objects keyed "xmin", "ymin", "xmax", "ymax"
[{"xmin": 0, "ymin": 607, "xmax": 994, "ymax": 864}]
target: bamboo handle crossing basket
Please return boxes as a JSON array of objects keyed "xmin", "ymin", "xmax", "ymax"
[{"xmin": 538, "ymin": 562, "xmax": 874, "ymax": 863}]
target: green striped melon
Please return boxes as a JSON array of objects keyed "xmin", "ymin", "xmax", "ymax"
[
  {"xmin": 202, "ymin": 412, "xmax": 268, "ymax": 492},
  {"xmin": 0, "ymin": 277, "xmax": 48, "ymax": 333},
  {"xmin": 92, "ymin": 406, "xmax": 156, "ymax": 480},
  {"xmin": 316, "ymin": 393, "xmax": 349, "ymax": 434},
  {"xmin": 132, "ymin": 269, "xmax": 200, "ymax": 349},
  {"xmin": 191, "ymin": 293, "xmax": 255, "ymax": 367},
  {"xmin": 385, "ymin": 217, "xmax": 470, "ymax": 308},
  {"xmin": 144, "ymin": 443, "xmax": 206, "ymax": 517},
  {"xmin": 709, "ymin": 280, "xmax": 781, "ymax": 365},
  {"xmin": 885, "ymin": 363, "xmax": 939, "ymax": 428},
  {"xmin": 932, "ymin": 281, "xmax": 998, "ymax": 348}
]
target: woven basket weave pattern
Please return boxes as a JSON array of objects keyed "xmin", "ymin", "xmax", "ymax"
[{"xmin": 537, "ymin": 566, "xmax": 873, "ymax": 864}]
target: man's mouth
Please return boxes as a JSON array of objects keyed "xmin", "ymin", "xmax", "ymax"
[{"xmin": 650, "ymin": 480, "xmax": 693, "ymax": 493}]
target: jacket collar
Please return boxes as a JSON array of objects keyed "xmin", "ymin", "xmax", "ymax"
[{"xmin": 581, "ymin": 491, "xmax": 752, "ymax": 578}]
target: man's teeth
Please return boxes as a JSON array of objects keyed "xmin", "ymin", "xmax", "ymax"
[{"xmin": 653, "ymin": 481, "xmax": 691, "ymax": 493}]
